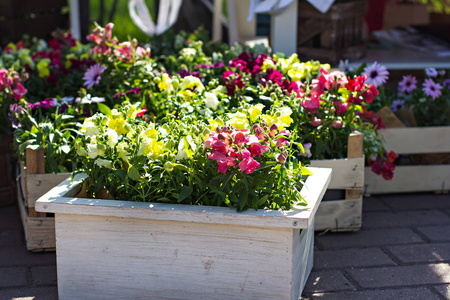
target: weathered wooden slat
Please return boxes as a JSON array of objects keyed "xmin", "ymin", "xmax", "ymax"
[
  {"xmin": 364, "ymin": 165, "xmax": 450, "ymax": 195},
  {"xmin": 379, "ymin": 127, "xmax": 450, "ymax": 154},
  {"xmin": 25, "ymin": 217, "xmax": 56, "ymax": 252},
  {"xmin": 310, "ymin": 157, "xmax": 364, "ymax": 189},
  {"xmin": 314, "ymin": 197, "xmax": 362, "ymax": 232},
  {"xmin": 36, "ymin": 168, "xmax": 332, "ymax": 230},
  {"xmin": 25, "ymin": 173, "xmax": 70, "ymax": 208}
]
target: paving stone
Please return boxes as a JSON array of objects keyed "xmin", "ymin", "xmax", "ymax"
[
  {"xmin": 0, "ymin": 286, "xmax": 58, "ymax": 300},
  {"xmin": 302, "ymin": 287, "xmax": 440, "ymax": 300},
  {"xmin": 416, "ymin": 225, "xmax": 450, "ymax": 242},
  {"xmin": 30, "ymin": 265, "xmax": 57, "ymax": 286},
  {"xmin": 386, "ymin": 243, "xmax": 450, "ymax": 264},
  {"xmin": 0, "ymin": 247, "xmax": 56, "ymax": 267},
  {"xmin": 0, "ymin": 267, "xmax": 27, "ymax": 288},
  {"xmin": 362, "ymin": 210, "xmax": 449, "ymax": 229},
  {"xmin": 362, "ymin": 196, "xmax": 391, "ymax": 212},
  {"xmin": 0, "ymin": 205, "xmax": 22, "ymax": 230},
  {"xmin": 0, "ymin": 228, "xmax": 23, "ymax": 247},
  {"xmin": 303, "ymin": 270, "xmax": 356, "ymax": 294},
  {"xmin": 314, "ymin": 247, "xmax": 396, "ymax": 269},
  {"xmin": 433, "ymin": 284, "xmax": 450, "ymax": 299},
  {"xmin": 347, "ymin": 263, "xmax": 450, "ymax": 288},
  {"xmin": 380, "ymin": 193, "xmax": 450, "ymax": 211},
  {"xmin": 315, "ymin": 228, "xmax": 425, "ymax": 250}
]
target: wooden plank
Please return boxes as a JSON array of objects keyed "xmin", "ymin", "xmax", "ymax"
[
  {"xmin": 25, "ymin": 148, "xmax": 46, "ymax": 217},
  {"xmin": 310, "ymin": 157, "xmax": 364, "ymax": 189},
  {"xmin": 379, "ymin": 127, "xmax": 450, "ymax": 154},
  {"xmin": 55, "ymin": 213, "xmax": 305, "ymax": 299},
  {"xmin": 25, "ymin": 217, "xmax": 55, "ymax": 252},
  {"xmin": 314, "ymin": 197, "xmax": 362, "ymax": 232},
  {"xmin": 36, "ymin": 167, "xmax": 332, "ymax": 230},
  {"xmin": 346, "ymin": 131, "xmax": 363, "ymax": 200},
  {"xmin": 364, "ymin": 166, "xmax": 450, "ymax": 195},
  {"xmin": 25, "ymin": 173, "xmax": 70, "ymax": 208}
]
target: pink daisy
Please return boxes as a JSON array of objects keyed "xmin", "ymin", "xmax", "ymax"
[
  {"xmin": 362, "ymin": 62, "xmax": 389, "ymax": 88},
  {"xmin": 422, "ymin": 78, "xmax": 442, "ymax": 100},
  {"xmin": 398, "ymin": 75, "xmax": 417, "ymax": 94},
  {"xmin": 83, "ymin": 63, "xmax": 107, "ymax": 89}
]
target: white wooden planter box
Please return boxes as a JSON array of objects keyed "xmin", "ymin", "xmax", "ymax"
[
  {"xmin": 16, "ymin": 149, "xmax": 69, "ymax": 252},
  {"xmin": 36, "ymin": 167, "xmax": 331, "ymax": 300},
  {"xmin": 365, "ymin": 126, "xmax": 450, "ymax": 195},
  {"xmin": 311, "ymin": 132, "xmax": 365, "ymax": 232}
]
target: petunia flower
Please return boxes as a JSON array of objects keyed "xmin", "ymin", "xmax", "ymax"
[
  {"xmin": 82, "ymin": 63, "xmax": 107, "ymax": 89},
  {"xmin": 422, "ymin": 78, "xmax": 442, "ymax": 100},
  {"xmin": 362, "ymin": 62, "xmax": 389, "ymax": 87},
  {"xmin": 398, "ymin": 75, "xmax": 417, "ymax": 94}
]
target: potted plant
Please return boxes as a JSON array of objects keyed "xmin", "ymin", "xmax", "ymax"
[
  {"xmin": 362, "ymin": 66, "xmax": 450, "ymax": 194},
  {"xmin": 36, "ymin": 102, "xmax": 331, "ymax": 299}
]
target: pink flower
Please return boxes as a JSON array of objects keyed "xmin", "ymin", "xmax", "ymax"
[
  {"xmin": 252, "ymin": 124, "xmax": 266, "ymax": 140},
  {"xmin": 362, "ymin": 62, "xmax": 389, "ymax": 87},
  {"xmin": 13, "ymin": 82, "xmax": 27, "ymax": 101},
  {"xmin": 330, "ymin": 120, "xmax": 343, "ymax": 128},
  {"xmin": 302, "ymin": 97, "xmax": 321, "ymax": 113},
  {"xmin": 362, "ymin": 85, "xmax": 379, "ymax": 103},
  {"xmin": 311, "ymin": 116, "xmax": 323, "ymax": 127},
  {"xmin": 422, "ymin": 78, "xmax": 442, "ymax": 100},
  {"xmin": 238, "ymin": 150, "xmax": 260, "ymax": 174},
  {"xmin": 248, "ymin": 135, "xmax": 269, "ymax": 157},
  {"xmin": 208, "ymin": 152, "xmax": 236, "ymax": 174},
  {"xmin": 310, "ymin": 76, "xmax": 326, "ymax": 100},
  {"xmin": 322, "ymin": 70, "xmax": 348, "ymax": 91},
  {"xmin": 105, "ymin": 23, "xmax": 114, "ymax": 41},
  {"xmin": 232, "ymin": 129, "xmax": 250, "ymax": 147},
  {"xmin": 334, "ymin": 100, "xmax": 349, "ymax": 115},
  {"xmin": 275, "ymin": 153, "xmax": 286, "ymax": 164}
]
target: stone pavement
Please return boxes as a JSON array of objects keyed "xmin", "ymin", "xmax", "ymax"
[{"xmin": 0, "ymin": 192, "xmax": 449, "ymax": 300}]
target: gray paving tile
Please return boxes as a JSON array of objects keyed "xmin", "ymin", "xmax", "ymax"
[
  {"xmin": 0, "ymin": 247, "xmax": 55, "ymax": 267},
  {"xmin": 0, "ymin": 267, "xmax": 27, "ymax": 288},
  {"xmin": 303, "ymin": 270, "xmax": 356, "ymax": 294},
  {"xmin": 433, "ymin": 284, "xmax": 450, "ymax": 300},
  {"xmin": 315, "ymin": 228, "xmax": 425, "ymax": 250},
  {"xmin": 314, "ymin": 247, "xmax": 396, "ymax": 269},
  {"xmin": 0, "ymin": 228, "xmax": 23, "ymax": 247},
  {"xmin": 386, "ymin": 243, "xmax": 450, "ymax": 264},
  {"xmin": 30, "ymin": 265, "xmax": 57, "ymax": 286},
  {"xmin": 0, "ymin": 286, "xmax": 58, "ymax": 300},
  {"xmin": 362, "ymin": 210, "xmax": 450, "ymax": 229},
  {"xmin": 362, "ymin": 196, "xmax": 391, "ymax": 212},
  {"xmin": 380, "ymin": 193, "xmax": 450, "ymax": 211},
  {"xmin": 416, "ymin": 225, "xmax": 450, "ymax": 242},
  {"xmin": 302, "ymin": 287, "xmax": 440, "ymax": 300},
  {"xmin": 347, "ymin": 263, "xmax": 450, "ymax": 288}
]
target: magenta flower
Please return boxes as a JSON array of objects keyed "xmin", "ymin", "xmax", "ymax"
[
  {"xmin": 82, "ymin": 63, "xmax": 107, "ymax": 89},
  {"xmin": 208, "ymin": 152, "xmax": 237, "ymax": 174},
  {"xmin": 330, "ymin": 120, "xmax": 343, "ymax": 128},
  {"xmin": 13, "ymin": 83, "xmax": 27, "ymax": 101},
  {"xmin": 238, "ymin": 150, "xmax": 260, "ymax": 174},
  {"xmin": 422, "ymin": 78, "xmax": 442, "ymax": 100},
  {"xmin": 362, "ymin": 62, "xmax": 389, "ymax": 88},
  {"xmin": 333, "ymin": 100, "xmax": 349, "ymax": 115},
  {"xmin": 310, "ymin": 117, "xmax": 323, "ymax": 127},
  {"xmin": 398, "ymin": 75, "xmax": 417, "ymax": 94}
]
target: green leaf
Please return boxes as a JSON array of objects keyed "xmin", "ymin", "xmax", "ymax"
[
  {"xmin": 300, "ymin": 168, "xmax": 313, "ymax": 176},
  {"xmin": 127, "ymin": 165, "xmax": 141, "ymax": 181},
  {"xmin": 178, "ymin": 186, "xmax": 193, "ymax": 203},
  {"xmin": 97, "ymin": 103, "xmax": 112, "ymax": 117}
]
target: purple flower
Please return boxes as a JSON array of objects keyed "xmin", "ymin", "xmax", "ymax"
[
  {"xmin": 390, "ymin": 99, "xmax": 405, "ymax": 112},
  {"xmin": 443, "ymin": 79, "xmax": 450, "ymax": 89},
  {"xmin": 362, "ymin": 62, "xmax": 389, "ymax": 88},
  {"xmin": 28, "ymin": 98, "xmax": 55, "ymax": 110},
  {"xmin": 178, "ymin": 69, "xmax": 200, "ymax": 78},
  {"xmin": 82, "ymin": 63, "xmax": 107, "ymax": 89},
  {"xmin": 8, "ymin": 103, "xmax": 25, "ymax": 127},
  {"xmin": 422, "ymin": 78, "xmax": 442, "ymax": 100},
  {"xmin": 398, "ymin": 75, "xmax": 417, "ymax": 94},
  {"xmin": 425, "ymin": 67, "xmax": 438, "ymax": 77}
]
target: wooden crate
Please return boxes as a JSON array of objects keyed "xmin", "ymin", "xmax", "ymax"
[
  {"xmin": 16, "ymin": 148, "xmax": 69, "ymax": 252},
  {"xmin": 365, "ymin": 126, "xmax": 450, "ymax": 195},
  {"xmin": 311, "ymin": 131, "xmax": 364, "ymax": 232},
  {"xmin": 36, "ymin": 167, "xmax": 331, "ymax": 300},
  {"xmin": 297, "ymin": 0, "xmax": 368, "ymax": 64},
  {"xmin": 0, "ymin": 0, "xmax": 69, "ymax": 45}
]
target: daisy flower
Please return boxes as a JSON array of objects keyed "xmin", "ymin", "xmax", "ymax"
[
  {"xmin": 398, "ymin": 75, "xmax": 417, "ymax": 94},
  {"xmin": 83, "ymin": 63, "xmax": 107, "ymax": 89},
  {"xmin": 390, "ymin": 99, "xmax": 405, "ymax": 112},
  {"xmin": 422, "ymin": 78, "xmax": 442, "ymax": 100},
  {"xmin": 362, "ymin": 62, "xmax": 389, "ymax": 87},
  {"xmin": 443, "ymin": 79, "xmax": 450, "ymax": 89},
  {"xmin": 425, "ymin": 67, "xmax": 438, "ymax": 77}
]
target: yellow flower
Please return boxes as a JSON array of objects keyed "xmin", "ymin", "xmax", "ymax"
[
  {"xmin": 81, "ymin": 119, "xmax": 100, "ymax": 137},
  {"xmin": 262, "ymin": 107, "xmax": 293, "ymax": 130},
  {"xmin": 248, "ymin": 104, "xmax": 265, "ymax": 123},
  {"xmin": 108, "ymin": 110, "xmax": 129, "ymax": 135},
  {"xmin": 117, "ymin": 142, "xmax": 129, "ymax": 161},
  {"xmin": 227, "ymin": 112, "xmax": 249, "ymax": 129},
  {"xmin": 37, "ymin": 59, "xmax": 50, "ymax": 78},
  {"xmin": 139, "ymin": 138, "xmax": 163, "ymax": 159},
  {"xmin": 158, "ymin": 73, "xmax": 173, "ymax": 92},
  {"xmin": 105, "ymin": 128, "xmax": 118, "ymax": 148},
  {"xmin": 179, "ymin": 76, "xmax": 204, "ymax": 92}
]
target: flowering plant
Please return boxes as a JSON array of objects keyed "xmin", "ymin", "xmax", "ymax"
[
  {"xmin": 0, "ymin": 67, "xmax": 28, "ymax": 133},
  {"xmin": 74, "ymin": 102, "xmax": 310, "ymax": 211}
]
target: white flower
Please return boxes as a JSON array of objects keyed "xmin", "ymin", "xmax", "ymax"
[
  {"xmin": 425, "ymin": 67, "xmax": 438, "ymax": 77},
  {"xmin": 87, "ymin": 143, "xmax": 99, "ymax": 159},
  {"xmin": 205, "ymin": 92, "xmax": 219, "ymax": 110},
  {"xmin": 82, "ymin": 120, "xmax": 100, "ymax": 137},
  {"xmin": 94, "ymin": 158, "xmax": 113, "ymax": 169},
  {"xmin": 105, "ymin": 128, "xmax": 118, "ymax": 148}
]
